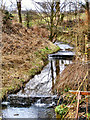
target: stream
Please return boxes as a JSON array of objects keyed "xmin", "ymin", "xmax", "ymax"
[{"xmin": 1, "ymin": 42, "xmax": 75, "ymax": 119}]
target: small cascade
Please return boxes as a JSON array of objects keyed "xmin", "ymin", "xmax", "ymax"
[
  {"xmin": 34, "ymin": 99, "xmax": 46, "ymax": 107},
  {"xmin": 2, "ymin": 42, "xmax": 74, "ymax": 119}
]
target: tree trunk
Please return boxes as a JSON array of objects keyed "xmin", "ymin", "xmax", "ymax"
[
  {"xmin": 26, "ymin": 11, "xmax": 29, "ymax": 28},
  {"xmin": 85, "ymin": 1, "xmax": 90, "ymax": 108},
  {"xmin": 86, "ymin": 1, "xmax": 90, "ymax": 40},
  {"xmin": 55, "ymin": 1, "xmax": 60, "ymax": 41},
  {"xmin": 85, "ymin": 1, "xmax": 90, "ymax": 91},
  {"xmin": 49, "ymin": 2, "xmax": 54, "ymax": 42},
  {"xmin": 17, "ymin": 1, "xmax": 22, "ymax": 23}
]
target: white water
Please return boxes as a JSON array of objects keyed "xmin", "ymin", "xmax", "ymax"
[{"xmin": 2, "ymin": 42, "xmax": 74, "ymax": 119}]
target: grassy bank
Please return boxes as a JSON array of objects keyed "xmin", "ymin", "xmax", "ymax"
[
  {"xmin": 57, "ymin": 34, "xmax": 75, "ymax": 46},
  {"xmin": 1, "ymin": 23, "xmax": 60, "ymax": 100}
]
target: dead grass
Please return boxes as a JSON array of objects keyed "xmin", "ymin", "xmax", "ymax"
[
  {"xmin": 1, "ymin": 23, "xmax": 59, "ymax": 100},
  {"xmin": 55, "ymin": 61, "xmax": 89, "ymax": 92}
]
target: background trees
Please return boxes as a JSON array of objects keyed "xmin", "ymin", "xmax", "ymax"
[
  {"xmin": 25, "ymin": 10, "xmax": 38, "ymax": 28},
  {"xmin": 33, "ymin": 0, "xmax": 62, "ymax": 42},
  {"xmin": 33, "ymin": 0, "xmax": 85, "ymax": 42}
]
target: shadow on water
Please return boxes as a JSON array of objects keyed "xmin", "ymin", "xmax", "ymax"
[
  {"xmin": 50, "ymin": 58, "xmax": 73, "ymax": 95},
  {"xmin": 1, "ymin": 42, "xmax": 75, "ymax": 119}
]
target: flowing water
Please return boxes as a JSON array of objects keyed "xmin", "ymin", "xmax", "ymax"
[{"xmin": 1, "ymin": 42, "xmax": 75, "ymax": 119}]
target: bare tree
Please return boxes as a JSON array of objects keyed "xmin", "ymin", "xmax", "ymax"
[
  {"xmin": 85, "ymin": 0, "xmax": 90, "ymax": 41},
  {"xmin": 81, "ymin": 0, "xmax": 90, "ymax": 64},
  {"xmin": 25, "ymin": 10, "xmax": 30, "ymax": 28},
  {"xmin": 33, "ymin": 0, "xmax": 80, "ymax": 42},
  {"xmin": 25, "ymin": 9, "xmax": 38, "ymax": 28},
  {"xmin": 16, "ymin": 0, "xmax": 22, "ymax": 23},
  {"xmin": 33, "ymin": 0, "xmax": 62, "ymax": 42},
  {"xmin": 85, "ymin": 0, "xmax": 90, "ymax": 92}
]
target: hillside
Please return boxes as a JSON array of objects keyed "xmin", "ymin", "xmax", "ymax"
[{"xmin": 1, "ymin": 23, "xmax": 59, "ymax": 100}]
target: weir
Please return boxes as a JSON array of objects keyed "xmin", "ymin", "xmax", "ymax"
[
  {"xmin": 49, "ymin": 51, "xmax": 75, "ymax": 60},
  {"xmin": 2, "ymin": 42, "xmax": 75, "ymax": 119}
]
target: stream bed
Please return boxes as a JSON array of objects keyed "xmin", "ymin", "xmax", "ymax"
[{"xmin": 1, "ymin": 42, "xmax": 75, "ymax": 119}]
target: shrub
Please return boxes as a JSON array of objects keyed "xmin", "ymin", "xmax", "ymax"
[
  {"xmin": 3, "ymin": 10, "xmax": 14, "ymax": 25},
  {"xmin": 55, "ymin": 105, "xmax": 68, "ymax": 118}
]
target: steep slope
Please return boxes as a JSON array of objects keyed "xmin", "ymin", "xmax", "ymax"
[{"xmin": 1, "ymin": 23, "xmax": 59, "ymax": 99}]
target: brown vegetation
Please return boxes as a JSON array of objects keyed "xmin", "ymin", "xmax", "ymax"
[
  {"xmin": 1, "ymin": 23, "xmax": 59, "ymax": 99},
  {"xmin": 55, "ymin": 61, "xmax": 89, "ymax": 92}
]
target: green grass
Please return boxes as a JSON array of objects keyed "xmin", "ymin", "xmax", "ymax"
[{"xmin": 64, "ymin": 12, "xmax": 86, "ymax": 21}]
